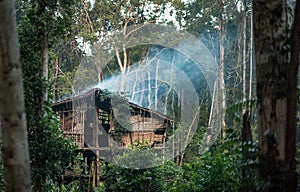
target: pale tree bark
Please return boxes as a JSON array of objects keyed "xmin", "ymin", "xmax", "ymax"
[
  {"xmin": 253, "ymin": 0, "xmax": 290, "ymax": 191},
  {"xmin": 248, "ymin": 5, "xmax": 253, "ymax": 102},
  {"xmin": 40, "ymin": 40, "xmax": 48, "ymax": 101},
  {"xmin": 154, "ymin": 60, "xmax": 159, "ymax": 111},
  {"xmin": 219, "ymin": 0, "xmax": 226, "ymax": 140},
  {"xmin": 114, "ymin": 5, "xmax": 134, "ymax": 74},
  {"xmin": 147, "ymin": 71, "xmax": 151, "ymax": 107},
  {"xmin": 164, "ymin": 52, "xmax": 175, "ymax": 114},
  {"xmin": 52, "ymin": 57, "xmax": 59, "ymax": 101},
  {"xmin": 0, "ymin": 0, "xmax": 32, "ymax": 191},
  {"xmin": 237, "ymin": 21, "xmax": 243, "ymax": 85},
  {"xmin": 242, "ymin": 0, "xmax": 247, "ymax": 113}
]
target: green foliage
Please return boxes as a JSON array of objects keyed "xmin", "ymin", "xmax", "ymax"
[
  {"xmin": 103, "ymin": 165, "xmax": 164, "ymax": 192},
  {"xmin": 54, "ymin": 71, "xmax": 75, "ymax": 99},
  {"xmin": 51, "ymin": 153, "xmax": 90, "ymax": 192},
  {"xmin": 176, "ymin": 133, "xmax": 258, "ymax": 192},
  {"xmin": 17, "ymin": 0, "xmax": 77, "ymax": 190},
  {"xmin": 100, "ymin": 145, "xmax": 183, "ymax": 192},
  {"xmin": 28, "ymin": 104, "xmax": 76, "ymax": 191},
  {"xmin": 92, "ymin": 132, "xmax": 259, "ymax": 192},
  {"xmin": 17, "ymin": 0, "xmax": 75, "ymax": 44}
]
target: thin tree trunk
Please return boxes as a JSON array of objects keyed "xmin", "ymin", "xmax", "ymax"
[
  {"xmin": 208, "ymin": 80, "xmax": 218, "ymax": 127},
  {"xmin": 53, "ymin": 57, "xmax": 59, "ymax": 101},
  {"xmin": 147, "ymin": 71, "xmax": 151, "ymax": 108},
  {"xmin": 115, "ymin": 45, "xmax": 125, "ymax": 73},
  {"xmin": 164, "ymin": 86, "xmax": 171, "ymax": 114},
  {"xmin": 139, "ymin": 74, "xmax": 145, "ymax": 105},
  {"xmin": 155, "ymin": 60, "xmax": 159, "ymax": 111},
  {"xmin": 237, "ymin": 19, "xmax": 243, "ymax": 90},
  {"xmin": 248, "ymin": 5, "xmax": 253, "ymax": 102},
  {"xmin": 219, "ymin": 0, "xmax": 226, "ymax": 140},
  {"xmin": 176, "ymin": 91, "xmax": 181, "ymax": 166},
  {"xmin": 180, "ymin": 106, "xmax": 200, "ymax": 166},
  {"xmin": 242, "ymin": 0, "xmax": 247, "ymax": 113},
  {"xmin": 41, "ymin": 40, "xmax": 48, "ymax": 101},
  {"xmin": 131, "ymin": 71, "xmax": 139, "ymax": 102},
  {"xmin": 164, "ymin": 51, "xmax": 176, "ymax": 114},
  {"xmin": 0, "ymin": 0, "xmax": 32, "ymax": 191}
]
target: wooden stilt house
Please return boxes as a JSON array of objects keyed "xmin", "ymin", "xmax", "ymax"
[{"xmin": 52, "ymin": 88, "xmax": 173, "ymax": 152}]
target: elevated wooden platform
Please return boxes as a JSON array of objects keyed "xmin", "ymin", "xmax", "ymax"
[
  {"xmin": 52, "ymin": 88, "xmax": 173, "ymax": 151},
  {"xmin": 53, "ymin": 88, "xmax": 174, "ymax": 187}
]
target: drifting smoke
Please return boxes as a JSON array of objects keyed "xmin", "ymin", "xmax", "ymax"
[{"xmin": 83, "ymin": 45, "xmax": 210, "ymax": 116}]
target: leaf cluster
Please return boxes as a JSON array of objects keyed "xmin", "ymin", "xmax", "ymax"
[{"xmin": 100, "ymin": 145, "xmax": 183, "ymax": 192}]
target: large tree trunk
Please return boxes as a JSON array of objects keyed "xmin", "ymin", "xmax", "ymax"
[
  {"xmin": 0, "ymin": 0, "xmax": 32, "ymax": 191},
  {"xmin": 286, "ymin": 0, "xmax": 300, "ymax": 191},
  {"xmin": 253, "ymin": 0, "xmax": 289, "ymax": 191}
]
